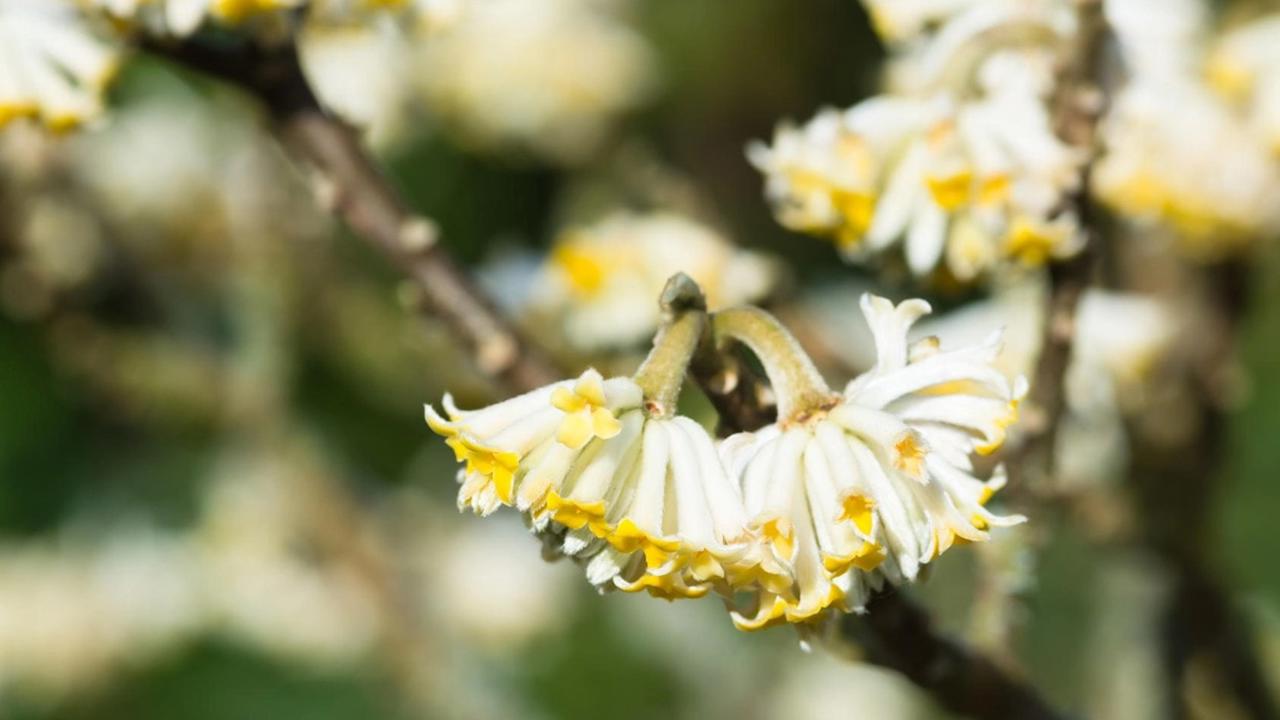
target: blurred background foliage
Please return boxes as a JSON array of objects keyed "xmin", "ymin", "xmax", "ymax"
[{"xmin": 0, "ymin": 0, "xmax": 1277, "ymax": 718}]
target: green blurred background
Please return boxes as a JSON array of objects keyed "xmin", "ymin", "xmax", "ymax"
[{"xmin": 1, "ymin": 1, "xmax": 1276, "ymax": 718}]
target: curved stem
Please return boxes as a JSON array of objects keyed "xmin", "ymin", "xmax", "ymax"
[
  {"xmin": 633, "ymin": 274, "xmax": 708, "ymax": 418},
  {"xmin": 710, "ymin": 306, "xmax": 834, "ymax": 422}
]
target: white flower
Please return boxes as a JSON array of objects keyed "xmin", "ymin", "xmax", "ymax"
[
  {"xmin": 1208, "ymin": 14, "xmax": 1280, "ymax": 153},
  {"xmin": 860, "ymin": 0, "xmax": 1073, "ymax": 54},
  {"xmin": 0, "ymin": 529, "xmax": 203, "ymax": 698},
  {"xmin": 1094, "ymin": 78, "xmax": 1280, "ymax": 255},
  {"xmin": 877, "ymin": 0, "xmax": 1075, "ymax": 94},
  {"xmin": 1104, "ymin": 0, "xmax": 1207, "ymax": 82},
  {"xmin": 0, "ymin": 0, "xmax": 121, "ymax": 131},
  {"xmin": 749, "ymin": 50, "xmax": 1082, "ymax": 281},
  {"xmin": 910, "ymin": 281, "xmax": 1175, "ymax": 489},
  {"xmin": 414, "ymin": 0, "xmax": 653, "ymax": 162},
  {"xmin": 859, "ymin": 0, "xmax": 988, "ymax": 46},
  {"xmin": 199, "ymin": 451, "xmax": 380, "ymax": 665},
  {"xmin": 426, "ymin": 368, "xmax": 641, "ymax": 515},
  {"xmin": 426, "ymin": 367, "xmax": 751, "ymax": 600},
  {"xmin": 746, "ymin": 108, "xmax": 880, "ymax": 252},
  {"xmin": 532, "ymin": 212, "xmax": 776, "ymax": 350},
  {"xmin": 1095, "ymin": 0, "xmax": 1280, "ymax": 254},
  {"xmin": 297, "ymin": 21, "xmax": 417, "ymax": 140},
  {"xmin": 719, "ymin": 294, "xmax": 1025, "ymax": 630},
  {"xmin": 295, "ymin": 1, "xmax": 462, "ymax": 143},
  {"xmin": 424, "ymin": 518, "xmax": 576, "ymax": 652}
]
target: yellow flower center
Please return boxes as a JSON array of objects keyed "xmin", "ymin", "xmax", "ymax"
[
  {"xmin": 608, "ymin": 518, "xmax": 681, "ymax": 568},
  {"xmin": 925, "ymin": 170, "xmax": 974, "ymax": 211},
  {"xmin": 976, "ymin": 174, "xmax": 1012, "ymax": 206},
  {"xmin": 445, "ymin": 435, "xmax": 519, "ymax": 504},
  {"xmin": 551, "ymin": 243, "xmax": 607, "ymax": 296},
  {"xmin": 551, "ymin": 373, "xmax": 623, "ymax": 449},
  {"xmin": 837, "ymin": 493, "xmax": 875, "ymax": 536},
  {"xmin": 544, "ymin": 492, "xmax": 611, "ymax": 537},
  {"xmin": 1005, "ymin": 216, "xmax": 1068, "ymax": 266},
  {"xmin": 759, "ymin": 517, "xmax": 795, "ymax": 559},
  {"xmin": 974, "ymin": 397, "xmax": 1020, "ymax": 456},
  {"xmin": 893, "ymin": 432, "xmax": 927, "ymax": 477}
]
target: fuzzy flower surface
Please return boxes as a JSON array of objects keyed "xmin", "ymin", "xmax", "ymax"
[
  {"xmin": 719, "ymin": 295, "xmax": 1026, "ymax": 630},
  {"xmin": 1209, "ymin": 13, "xmax": 1280, "ymax": 150},
  {"xmin": 1094, "ymin": 0, "xmax": 1280, "ymax": 254},
  {"xmin": 532, "ymin": 212, "xmax": 776, "ymax": 350},
  {"xmin": 426, "ymin": 279, "xmax": 1026, "ymax": 630},
  {"xmin": 414, "ymin": 0, "xmax": 652, "ymax": 162},
  {"xmin": 426, "ymin": 367, "xmax": 751, "ymax": 601},
  {"xmin": 0, "ymin": 0, "xmax": 121, "ymax": 131},
  {"xmin": 749, "ymin": 51, "xmax": 1081, "ymax": 281},
  {"xmin": 752, "ymin": 0, "xmax": 1083, "ymax": 284}
]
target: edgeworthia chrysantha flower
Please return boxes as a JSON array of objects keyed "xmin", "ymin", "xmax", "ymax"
[
  {"xmin": 750, "ymin": 0, "xmax": 1084, "ymax": 284},
  {"xmin": 748, "ymin": 50, "xmax": 1082, "ymax": 282},
  {"xmin": 427, "ymin": 276, "xmax": 752, "ymax": 601},
  {"xmin": 532, "ymin": 211, "xmax": 776, "ymax": 351},
  {"xmin": 716, "ymin": 294, "xmax": 1025, "ymax": 630},
  {"xmin": 426, "ymin": 275, "xmax": 1025, "ymax": 629},
  {"xmin": 1093, "ymin": 0, "xmax": 1280, "ymax": 255}
]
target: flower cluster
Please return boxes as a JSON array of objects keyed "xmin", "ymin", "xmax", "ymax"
[
  {"xmin": 750, "ymin": 1, "xmax": 1082, "ymax": 282},
  {"xmin": 1092, "ymin": 0, "xmax": 1280, "ymax": 255},
  {"xmin": 531, "ymin": 212, "xmax": 776, "ymax": 350},
  {"xmin": 1210, "ymin": 14, "xmax": 1280, "ymax": 151},
  {"xmin": 425, "ymin": 276, "xmax": 1025, "ymax": 631},
  {"xmin": 0, "ymin": 0, "xmax": 457, "ymax": 134},
  {"xmin": 414, "ymin": 0, "xmax": 652, "ymax": 162}
]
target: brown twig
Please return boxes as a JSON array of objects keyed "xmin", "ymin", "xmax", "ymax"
[
  {"xmin": 689, "ymin": 335, "xmax": 777, "ymax": 438},
  {"xmin": 1008, "ymin": 0, "xmax": 1109, "ymax": 492},
  {"xmin": 140, "ymin": 36, "xmax": 560, "ymax": 396},
  {"xmin": 843, "ymin": 593, "xmax": 1069, "ymax": 720}
]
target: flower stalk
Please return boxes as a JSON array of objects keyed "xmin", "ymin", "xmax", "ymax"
[{"xmin": 632, "ymin": 273, "xmax": 708, "ymax": 418}]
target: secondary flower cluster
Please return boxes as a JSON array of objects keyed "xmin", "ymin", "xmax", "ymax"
[
  {"xmin": 1092, "ymin": 0, "xmax": 1280, "ymax": 256},
  {"xmin": 414, "ymin": 0, "xmax": 652, "ymax": 163},
  {"xmin": 425, "ymin": 276, "xmax": 1025, "ymax": 631},
  {"xmin": 750, "ymin": 0, "xmax": 1083, "ymax": 283},
  {"xmin": 0, "ymin": 0, "xmax": 455, "ymax": 132},
  {"xmin": 530, "ymin": 212, "xmax": 776, "ymax": 351}
]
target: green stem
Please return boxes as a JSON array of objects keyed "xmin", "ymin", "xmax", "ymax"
[
  {"xmin": 710, "ymin": 307, "xmax": 834, "ymax": 422},
  {"xmin": 633, "ymin": 274, "xmax": 709, "ymax": 418}
]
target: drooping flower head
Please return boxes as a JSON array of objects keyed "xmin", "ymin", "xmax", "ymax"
[
  {"xmin": 426, "ymin": 275, "xmax": 753, "ymax": 601},
  {"xmin": 715, "ymin": 295, "xmax": 1025, "ymax": 630},
  {"xmin": 426, "ymin": 276, "xmax": 1025, "ymax": 630}
]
